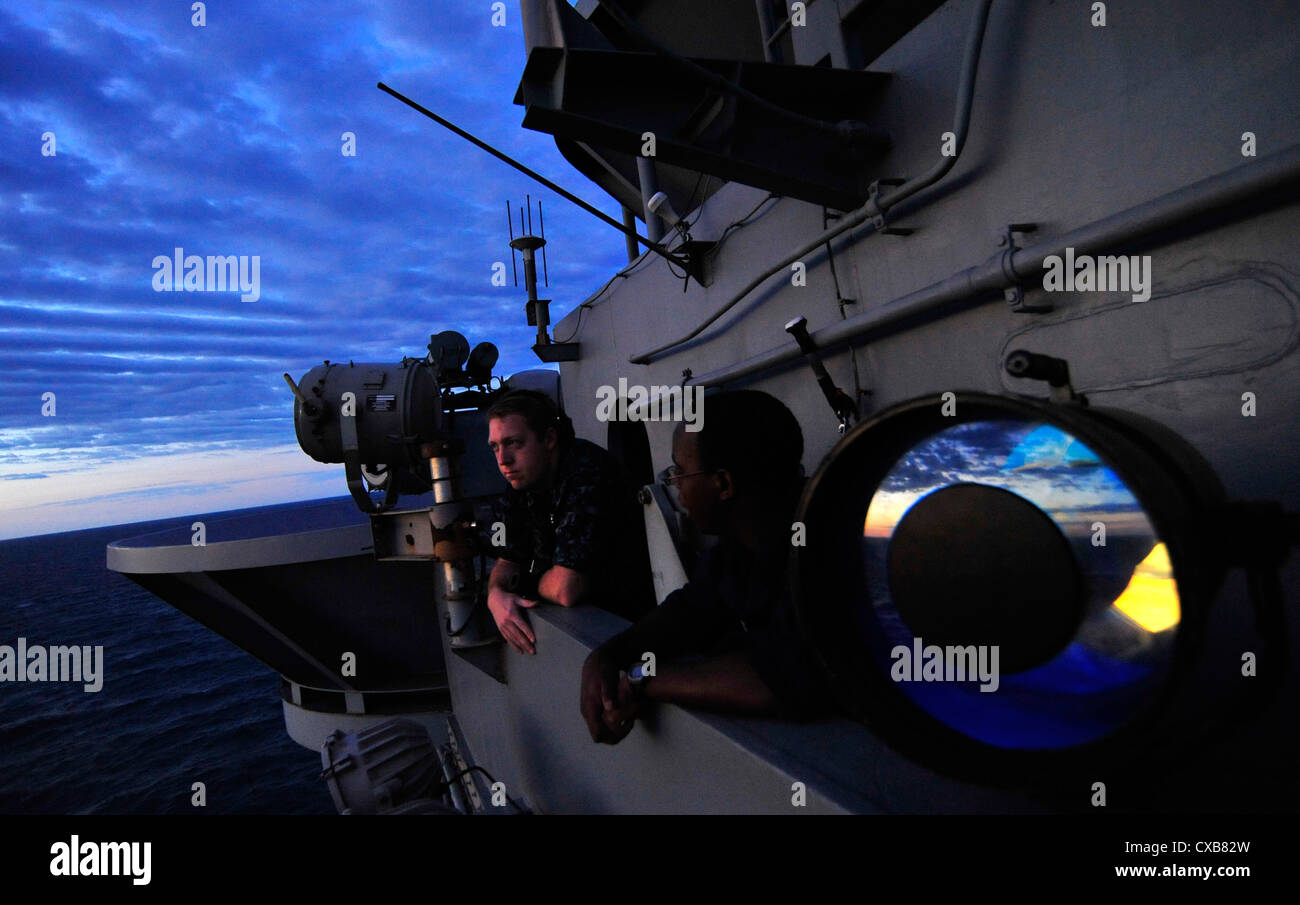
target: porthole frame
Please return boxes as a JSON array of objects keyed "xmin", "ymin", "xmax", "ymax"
[{"xmin": 791, "ymin": 392, "xmax": 1227, "ymax": 785}]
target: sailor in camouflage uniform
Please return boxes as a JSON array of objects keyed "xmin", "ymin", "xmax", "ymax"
[
  {"xmin": 580, "ymin": 391, "xmax": 829, "ymax": 743},
  {"xmin": 486, "ymin": 390, "xmax": 654, "ymax": 655}
]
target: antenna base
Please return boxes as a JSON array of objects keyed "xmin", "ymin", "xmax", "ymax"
[
  {"xmin": 509, "ymin": 236, "xmax": 546, "ymax": 252},
  {"xmin": 678, "ymin": 240, "xmax": 716, "ymax": 285},
  {"xmin": 533, "ymin": 342, "xmax": 580, "ymax": 363}
]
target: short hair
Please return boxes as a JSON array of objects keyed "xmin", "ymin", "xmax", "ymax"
[
  {"xmin": 485, "ymin": 389, "xmax": 574, "ymax": 446},
  {"xmin": 696, "ymin": 390, "xmax": 803, "ymax": 496}
]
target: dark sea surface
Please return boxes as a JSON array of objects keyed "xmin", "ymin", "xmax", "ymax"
[{"xmin": 0, "ymin": 501, "xmax": 344, "ymax": 814}]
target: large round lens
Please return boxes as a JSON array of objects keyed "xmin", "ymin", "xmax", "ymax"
[
  {"xmin": 860, "ymin": 419, "xmax": 1178, "ymax": 750},
  {"xmin": 796, "ymin": 393, "xmax": 1227, "ymax": 781}
]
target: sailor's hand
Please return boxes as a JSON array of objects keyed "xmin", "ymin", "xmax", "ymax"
[
  {"xmin": 581, "ymin": 648, "xmax": 628, "ymax": 744},
  {"xmin": 599, "ymin": 672, "xmax": 640, "ymax": 743},
  {"xmin": 488, "ymin": 586, "xmax": 537, "ymax": 655}
]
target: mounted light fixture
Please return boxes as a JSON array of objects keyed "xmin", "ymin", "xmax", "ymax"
[{"xmin": 286, "ymin": 330, "xmax": 498, "ymax": 514}]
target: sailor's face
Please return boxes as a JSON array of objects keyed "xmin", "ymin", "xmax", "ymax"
[
  {"xmin": 489, "ymin": 413, "xmax": 555, "ymax": 491},
  {"xmin": 670, "ymin": 425, "xmax": 721, "ymax": 533}
]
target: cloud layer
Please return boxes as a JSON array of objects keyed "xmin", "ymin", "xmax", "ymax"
[{"xmin": 0, "ymin": 1, "xmax": 626, "ymax": 539}]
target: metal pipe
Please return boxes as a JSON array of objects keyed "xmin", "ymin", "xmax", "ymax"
[
  {"xmin": 765, "ymin": 16, "xmax": 793, "ymax": 50},
  {"xmin": 688, "ymin": 141, "xmax": 1300, "ymax": 390},
  {"xmin": 629, "ymin": 0, "xmax": 996, "ymax": 364},
  {"xmin": 754, "ymin": 0, "xmax": 779, "ymax": 63},
  {"xmin": 622, "ymin": 207, "xmax": 641, "ymax": 262},
  {"xmin": 637, "ymin": 156, "xmax": 664, "ymax": 243},
  {"xmin": 574, "ymin": 139, "xmax": 645, "ymax": 204},
  {"xmin": 766, "ymin": 0, "xmax": 823, "ymax": 47},
  {"xmin": 377, "ymin": 82, "xmax": 686, "ymax": 267}
]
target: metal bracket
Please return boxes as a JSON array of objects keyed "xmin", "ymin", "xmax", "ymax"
[
  {"xmin": 785, "ymin": 316, "xmax": 858, "ymax": 428},
  {"xmin": 1004, "ymin": 349, "xmax": 1085, "ymax": 405},
  {"xmin": 341, "ymin": 412, "xmax": 401, "ymax": 513},
  {"xmin": 532, "ymin": 341, "xmax": 580, "ymax": 363},
  {"xmin": 999, "ymin": 222, "xmax": 1051, "ymax": 313},
  {"xmin": 867, "ymin": 178, "xmax": 906, "ymax": 231}
]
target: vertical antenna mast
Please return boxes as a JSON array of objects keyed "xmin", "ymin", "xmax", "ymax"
[
  {"xmin": 539, "ymin": 201, "xmax": 548, "ymax": 287},
  {"xmin": 506, "ymin": 196, "xmax": 578, "ymax": 363},
  {"xmin": 507, "ymin": 201, "xmax": 518, "ymax": 287}
]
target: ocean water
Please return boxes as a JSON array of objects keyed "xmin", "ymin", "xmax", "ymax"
[{"xmin": 0, "ymin": 503, "xmax": 340, "ymax": 814}]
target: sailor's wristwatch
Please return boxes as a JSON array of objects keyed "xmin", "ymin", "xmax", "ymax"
[{"xmin": 625, "ymin": 662, "xmax": 652, "ymax": 701}]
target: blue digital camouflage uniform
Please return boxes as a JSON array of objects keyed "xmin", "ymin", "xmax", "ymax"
[
  {"xmin": 494, "ymin": 438, "xmax": 655, "ymax": 622},
  {"xmin": 651, "ymin": 490, "xmax": 829, "ymax": 717}
]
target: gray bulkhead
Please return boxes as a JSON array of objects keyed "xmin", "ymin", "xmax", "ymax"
[{"xmin": 471, "ymin": 0, "xmax": 1300, "ymax": 811}]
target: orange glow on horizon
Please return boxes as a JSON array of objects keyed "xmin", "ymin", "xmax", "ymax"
[{"xmin": 1111, "ymin": 542, "xmax": 1180, "ymax": 633}]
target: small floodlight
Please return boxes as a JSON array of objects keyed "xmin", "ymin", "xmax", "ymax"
[{"xmin": 647, "ymin": 191, "xmax": 681, "ymax": 227}]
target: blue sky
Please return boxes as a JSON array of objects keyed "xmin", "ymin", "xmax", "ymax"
[
  {"xmin": 865, "ymin": 421, "xmax": 1150, "ymax": 538},
  {"xmin": 0, "ymin": 1, "xmax": 625, "ymax": 540}
]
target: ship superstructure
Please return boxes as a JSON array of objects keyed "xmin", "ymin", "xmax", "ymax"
[{"xmin": 110, "ymin": 0, "xmax": 1300, "ymax": 814}]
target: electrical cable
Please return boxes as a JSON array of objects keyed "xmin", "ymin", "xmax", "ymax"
[
  {"xmin": 709, "ymin": 192, "xmax": 781, "ymax": 256},
  {"xmin": 823, "ymin": 205, "xmax": 864, "ymax": 414},
  {"xmin": 628, "ymin": 0, "xmax": 996, "ymax": 364},
  {"xmin": 551, "ymin": 251, "xmax": 660, "ymax": 342},
  {"xmin": 437, "ymin": 765, "xmax": 528, "ymax": 813}
]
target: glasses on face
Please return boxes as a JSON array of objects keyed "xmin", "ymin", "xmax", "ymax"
[{"xmin": 658, "ymin": 464, "xmax": 712, "ymax": 494}]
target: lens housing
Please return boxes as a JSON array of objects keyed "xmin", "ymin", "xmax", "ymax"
[
  {"xmin": 792, "ymin": 392, "xmax": 1226, "ymax": 783},
  {"xmin": 293, "ymin": 360, "xmax": 442, "ymax": 468}
]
